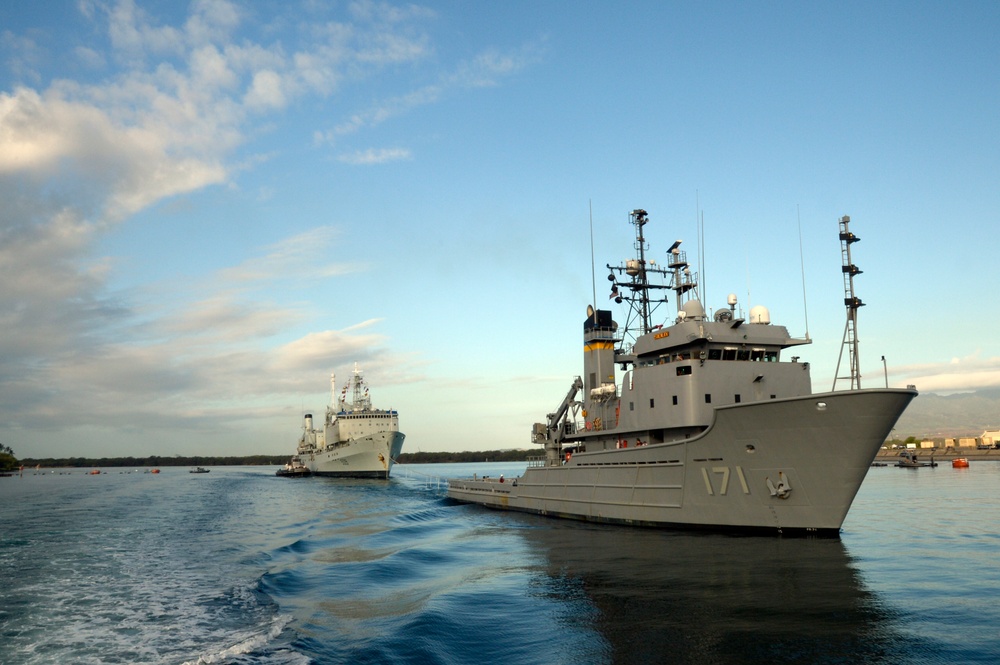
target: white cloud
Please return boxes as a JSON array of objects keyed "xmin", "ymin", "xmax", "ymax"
[
  {"xmin": 244, "ymin": 69, "xmax": 286, "ymax": 110},
  {"xmin": 315, "ymin": 39, "xmax": 541, "ymax": 151},
  {"xmin": 337, "ymin": 147, "xmax": 412, "ymax": 164},
  {"xmin": 74, "ymin": 46, "xmax": 107, "ymax": 70},
  {"xmin": 892, "ymin": 352, "xmax": 1000, "ymax": 393},
  {"xmin": 218, "ymin": 226, "xmax": 361, "ymax": 283},
  {"xmin": 108, "ymin": 0, "xmax": 185, "ymax": 63},
  {"xmin": 272, "ymin": 323, "xmax": 386, "ymax": 373}
]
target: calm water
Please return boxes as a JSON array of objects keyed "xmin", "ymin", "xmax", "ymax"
[{"xmin": 1, "ymin": 461, "xmax": 998, "ymax": 664}]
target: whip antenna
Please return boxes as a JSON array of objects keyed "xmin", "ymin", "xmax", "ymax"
[
  {"xmin": 589, "ymin": 200, "xmax": 597, "ymax": 324},
  {"xmin": 798, "ymin": 205, "xmax": 810, "ymax": 340}
]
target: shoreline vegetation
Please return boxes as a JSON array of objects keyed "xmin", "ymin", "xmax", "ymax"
[
  {"xmin": 5, "ymin": 449, "xmax": 535, "ymax": 470},
  {"xmin": 5, "ymin": 444, "xmax": 999, "ymax": 472}
]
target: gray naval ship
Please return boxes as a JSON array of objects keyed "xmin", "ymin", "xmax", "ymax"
[
  {"xmin": 448, "ymin": 209, "xmax": 916, "ymax": 535},
  {"xmin": 293, "ymin": 364, "xmax": 405, "ymax": 479}
]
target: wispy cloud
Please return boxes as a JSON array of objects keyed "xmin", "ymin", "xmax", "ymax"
[
  {"xmin": 337, "ymin": 147, "xmax": 412, "ymax": 164},
  {"xmin": 315, "ymin": 38, "xmax": 544, "ymax": 147},
  {"xmin": 893, "ymin": 352, "xmax": 1000, "ymax": 393}
]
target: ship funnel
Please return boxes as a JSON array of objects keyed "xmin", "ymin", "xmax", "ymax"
[{"xmin": 304, "ymin": 413, "xmax": 313, "ymax": 430}]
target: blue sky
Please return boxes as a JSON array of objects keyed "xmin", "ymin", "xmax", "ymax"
[{"xmin": 2, "ymin": 0, "xmax": 998, "ymax": 458}]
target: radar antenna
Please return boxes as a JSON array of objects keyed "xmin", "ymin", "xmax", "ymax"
[
  {"xmin": 606, "ymin": 209, "xmax": 698, "ymax": 348},
  {"xmin": 832, "ymin": 215, "xmax": 864, "ymax": 390}
]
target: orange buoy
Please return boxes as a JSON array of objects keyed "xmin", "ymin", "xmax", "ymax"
[{"xmin": 952, "ymin": 458, "xmax": 970, "ymax": 468}]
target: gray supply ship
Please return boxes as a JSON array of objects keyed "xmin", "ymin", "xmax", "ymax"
[
  {"xmin": 448, "ymin": 210, "xmax": 916, "ymax": 535},
  {"xmin": 293, "ymin": 364, "xmax": 405, "ymax": 478}
]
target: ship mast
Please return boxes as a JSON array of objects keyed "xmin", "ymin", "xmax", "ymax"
[
  {"xmin": 606, "ymin": 209, "xmax": 695, "ymax": 346},
  {"xmin": 350, "ymin": 363, "xmax": 372, "ymax": 411},
  {"xmin": 833, "ymin": 215, "xmax": 864, "ymax": 390}
]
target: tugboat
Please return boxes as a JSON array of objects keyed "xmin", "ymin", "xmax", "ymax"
[
  {"xmin": 448, "ymin": 209, "xmax": 917, "ymax": 535},
  {"xmin": 292, "ymin": 364, "xmax": 405, "ymax": 479},
  {"xmin": 275, "ymin": 456, "xmax": 311, "ymax": 478}
]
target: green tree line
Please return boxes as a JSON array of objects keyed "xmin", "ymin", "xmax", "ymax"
[
  {"xmin": 13, "ymin": 455, "xmax": 290, "ymax": 469},
  {"xmin": 4, "ymin": 449, "xmax": 534, "ymax": 470},
  {"xmin": 397, "ymin": 449, "xmax": 533, "ymax": 463}
]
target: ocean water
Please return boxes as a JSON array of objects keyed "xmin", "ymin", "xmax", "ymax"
[{"xmin": 1, "ymin": 461, "xmax": 998, "ymax": 665}]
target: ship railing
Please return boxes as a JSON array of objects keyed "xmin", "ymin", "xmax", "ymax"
[{"xmin": 526, "ymin": 456, "xmax": 546, "ymax": 468}]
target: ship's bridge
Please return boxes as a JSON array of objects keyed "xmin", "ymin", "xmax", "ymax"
[{"xmin": 632, "ymin": 318, "xmax": 810, "ymax": 362}]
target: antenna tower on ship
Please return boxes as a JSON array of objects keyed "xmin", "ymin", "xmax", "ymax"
[
  {"xmin": 607, "ymin": 209, "xmax": 696, "ymax": 346},
  {"xmin": 833, "ymin": 215, "xmax": 864, "ymax": 390},
  {"xmin": 350, "ymin": 363, "xmax": 372, "ymax": 411}
]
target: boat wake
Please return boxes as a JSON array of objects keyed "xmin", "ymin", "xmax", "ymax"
[{"xmin": 181, "ymin": 611, "xmax": 305, "ymax": 665}]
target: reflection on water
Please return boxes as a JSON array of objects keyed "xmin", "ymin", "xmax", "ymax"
[{"xmin": 521, "ymin": 519, "xmax": 916, "ymax": 664}]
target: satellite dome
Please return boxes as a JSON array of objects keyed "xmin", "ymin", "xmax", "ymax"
[
  {"xmin": 749, "ymin": 305, "xmax": 771, "ymax": 325},
  {"xmin": 681, "ymin": 299, "xmax": 706, "ymax": 320}
]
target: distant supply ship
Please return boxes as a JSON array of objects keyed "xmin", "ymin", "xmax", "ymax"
[
  {"xmin": 291, "ymin": 364, "xmax": 405, "ymax": 479},
  {"xmin": 448, "ymin": 210, "xmax": 916, "ymax": 535}
]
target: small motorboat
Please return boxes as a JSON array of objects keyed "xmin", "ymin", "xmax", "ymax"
[
  {"xmin": 952, "ymin": 458, "xmax": 970, "ymax": 468},
  {"xmin": 189, "ymin": 467, "xmax": 210, "ymax": 474},
  {"xmin": 896, "ymin": 451, "xmax": 937, "ymax": 468}
]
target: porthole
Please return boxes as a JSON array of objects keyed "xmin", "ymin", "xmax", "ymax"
[{"xmin": 816, "ymin": 401, "xmax": 827, "ymax": 411}]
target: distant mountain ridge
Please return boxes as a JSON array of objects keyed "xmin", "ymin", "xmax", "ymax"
[{"xmin": 891, "ymin": 387, "xmax": 1000, "ymax": 438}]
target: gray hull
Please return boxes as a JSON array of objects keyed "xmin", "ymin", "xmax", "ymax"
[
  {"xmin": 304, "ymin": 431, "xmax": 406, "ymax": 479},
  {"xmin": 448, "ymin": 388, "xmax": 915, "ymax": 535}
]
